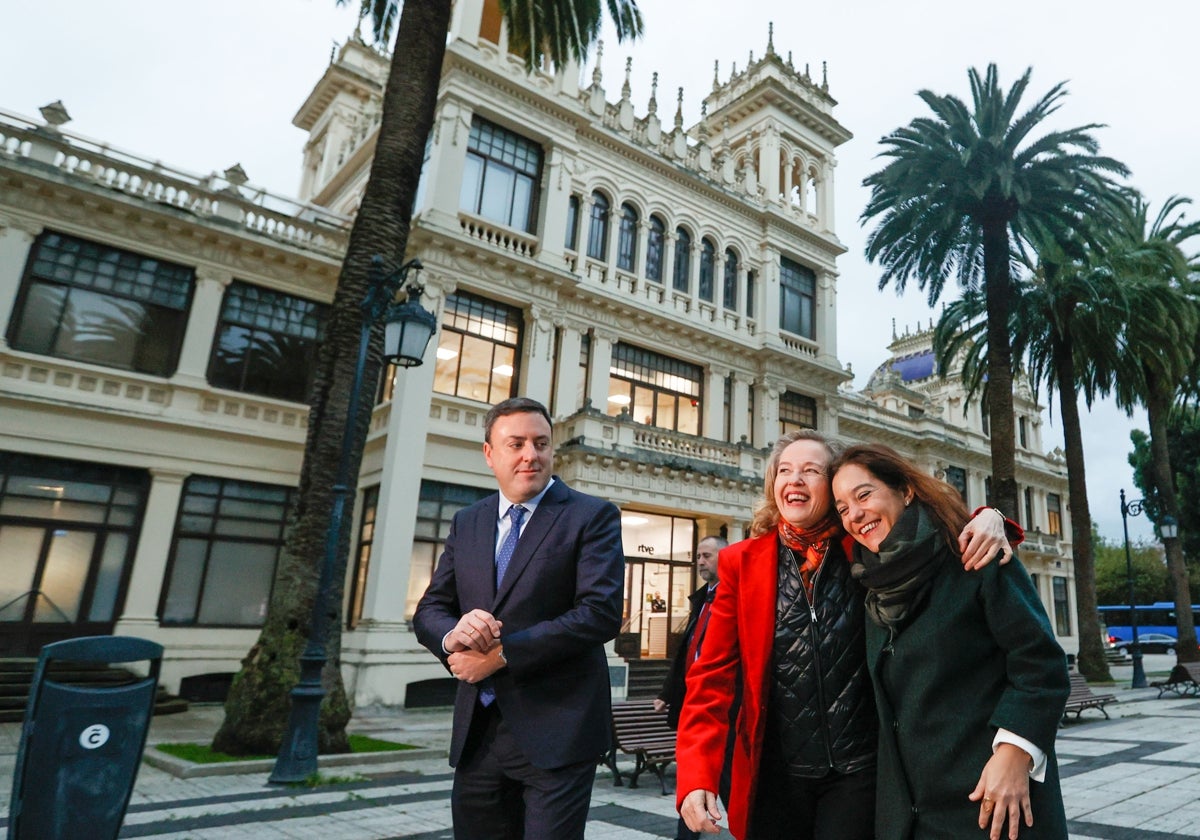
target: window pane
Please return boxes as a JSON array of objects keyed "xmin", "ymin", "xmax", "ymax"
[
  {"xmin": 433, "ymin": 331, "xmax": 464, "ymax": 396},
  {"xmin": 510, "ymin": 174, "xmax": 534, "ymax": 229},
  {"xmin": 10, "ymin": 283, "xmax": 67, "ymax": 354},
  {"xmin": 196, "ymin": 541, "xmax": 275, "ymax": 626},
  {"xmin": 488, "ymin": 344, "xmax": 516, "ymax": 404},
  {"xmin": 460, "ymin": 154, "xmax": 484, "ymax": 212},
  {"xmin": 457, "ymin": 334, "xmax": 496, "ymax": 402},
  {"xmin": 405, "ymin": 542, "xmax": 438, "ymax": 620},
  {"xmin": 646, "ymin": 218, "xmax": 665, "ymax": 282},
  {"xmin": 0, "ymin": 526, "xmax": 43, "ymax": 621},
  {"xmin": 656, "ymin": 392, "xmax": 676, "ymax": 430},
  {"xmin": 34, "ymin": 530, "xmax": 95, "ymax": 622},
  {"xmin": 88, "ymin": 533, "xmax": 128, "ymax": 621},
  {"xmin": 480, "ymin": 164, "xmax": 516, "ymax": 222},
  {"xmin": 606, "ymin": 378, "xmax": 631, "ymax": 417},
  {"xmin": 161, "ymin": 538, "xmax": 207, "ymax": 623},
  {"xmin": 678, "ymin": 397, "xmax": 700, "ymax": 435},
  {"xmin": 632, "ymin": 386, "xmax": 654, "ymax": 425}
]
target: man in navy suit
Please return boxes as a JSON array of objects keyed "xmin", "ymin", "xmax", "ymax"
[{"xmin": 413, "ymin": 397, "xmax": 625, "ymax": 840}]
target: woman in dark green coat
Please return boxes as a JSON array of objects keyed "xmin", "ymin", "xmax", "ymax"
[{"xmin": 830, "ymin": 444, "xmax": 1069, "ymax": 840}]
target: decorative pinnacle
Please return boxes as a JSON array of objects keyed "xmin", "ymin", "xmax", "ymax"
[
  {"xmin": 622, "ymin": 56, "xmax": 632, "ymax": 100},
  {"xmin": 592, "ymin": 40, "xmax": 604, "ymax": 86},
  {"xmin": 822, "ymin": 60, "xmax": 828, "ymax": 89},
  {"xmin": 648, "ymin": 71, "xmax": 658, "ymax": 115},
  {"xmin": 713, "ymin": 60, "xmax": 720, "ymax": 91},
  {"xmin": 674, "ymin": 87, "xmax": 685, "ymax": 131},
  {"xmin": 787, "ymin": 50, "xmax": 793, "ymax": 67},
  {"xmin": 767, "ymin": 22, "xmax": 775, "ymax": 54}
]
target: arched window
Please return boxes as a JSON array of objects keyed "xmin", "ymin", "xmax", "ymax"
[
  {"xmin": 698, "ymin": 238, "xmax": 716, "ymax": 302},
  {"xmin": 723, "ymin": 249, "xmax": 739, "ymax": 310},
  {"xmin": 646, "ymin": 216, "xmax": 666, "ymax": 282},
  {"xmin": 617, "ymin": 203, "xmax": 638, "ymax": 271},
  {"xmin": 587, "ymin": 191, "xmax": 609, "ymax": 260},
  {"xmin": 673, "ymin": 227, "xmax": 692, "ymax": 292}
]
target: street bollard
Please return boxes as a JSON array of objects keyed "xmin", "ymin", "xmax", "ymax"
[{"xmin": 7, "ymin": 636, "xmax": 163, "ymax": 840}]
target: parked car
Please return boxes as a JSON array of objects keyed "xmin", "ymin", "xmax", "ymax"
[{"xmin": 1112, "ymin": 633, "xmax": 1178, "ymax": 655}]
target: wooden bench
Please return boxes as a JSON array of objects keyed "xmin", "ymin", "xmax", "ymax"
[
  {"xmin": 1151, "ymin": 661, "xmax": 1200, "ymax": 698},
  {"xmin": 601, "ymin": 699, "xmax": 675, "ymax": 795},
  {"xmin": 1062, "ymin": 672, "xmax": 1118, "ymax": 721}
]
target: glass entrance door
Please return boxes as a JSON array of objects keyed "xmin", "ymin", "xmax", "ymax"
[
  {"xmin": 616, "ymin": 511, "xmax": 696, "ymax": 659},
  {"xmin": 0, "ymin": 453, "xmax": 147, "ymax": 655}
]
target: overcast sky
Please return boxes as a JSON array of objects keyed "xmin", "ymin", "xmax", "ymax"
[{"xmin": 5, "ymin": 0, "xmax": 1195, "ymax": 542}]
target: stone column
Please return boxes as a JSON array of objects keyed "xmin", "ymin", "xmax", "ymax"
[
  {"xmin": 816, "ymin": 268, "xmax": 838, "ymax": 363},
  {"xmin": 523, "ymin": 306, "xmax": 555, "ymax": 406},
  {"xmin": 423, "ymin": 100, "xmax": 474, "ymax": 228},
  {"xmin": 752, "ymin": 377, "xmax": 783, "ymax": 447},
  {"xmin": 705, "ymin": 365, "xmax": 729, "ymax": 441},
  {"xmin": 820, "ymin": 159, "xmax": 837, "ymax": 234},
  {"xmin": 729, "ymin": 372, "xmax": 751, "ymax": 445},
  {"xmin": 172, "ymin": 266, "xmax": 231, "ymax": 387},
  {"xmin": 357, "ymin": 282, "xmax": 447, "ymax": 627},
  {"xmin": 634, "ymin": 219, "xmax": 650, "ymax": 278},
  {"xmin": 539, "ymin": 147, "xmax": 571, "ymax": 267},
  {"xmin": 605, "ymin": 202, "xmax": 622, "ymax": 270},
  {"xmin": 662, "ymin": 231, "xmax": 677, "ymax": 290},
  {"xmin": 552, "ymin": 322, "xmax": 583, "ymax": 419},
  {"xmin": 758, "ymin": 122, "xmax": 781, "ymax": 200},
  {"xmin": 0, "ymin": 215, "xmax": 42, "ymax": 347},
  {"xmin": 587, "ymin": 329, "xmax": 615, "ymax": 411},
  {"xmin": 760, "ymin": 246, "xmax": 780, "ymax": 336},
  {"xmin": 113, "ymin": 469, "xmax": 188, "ymax": 634},
  {"xmin": 448, "ymin": 0, "xmax": 485, "ymax": 45}
]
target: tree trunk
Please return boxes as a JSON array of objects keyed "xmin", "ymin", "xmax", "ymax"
[
  {"xmin": 982, "ymin": 219, "xmax": 1019, "ymax": 518},
  {"xmin": 213, "ymin": 0, "xmax": 454, "ymax": 756},
  {"xmin": 1053, "ymin": 332, "xmax": 1111, "ymax": 680},
  {"xmin": 1144, "ymin": 374, "xmax": 1200, "ymax": 663}
]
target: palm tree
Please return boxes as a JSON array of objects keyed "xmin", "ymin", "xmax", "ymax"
[
  {"xmin": 933, "ymin": 216, "xmax": 1142, "ymax": 680},
  {"xmin": 1109, "ymin": 196, "xmax": 1200, "ymax": 664},
  {"xmin": 214, "ymin": 0, "xmax": 643, "ymax": 755},
  {"xmin": 861, "ymin": 64, "xmax": 1128, "ymax": 519}
]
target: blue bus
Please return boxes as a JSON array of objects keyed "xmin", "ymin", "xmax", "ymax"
[{"xmin": 1098, "ymin": 602, "xmax": 1200, "ymax": 644}]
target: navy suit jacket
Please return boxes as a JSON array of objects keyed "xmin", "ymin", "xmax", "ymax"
[{"xmin": 412, "ymin": 477, "xmax": 625, "ymax": 770}]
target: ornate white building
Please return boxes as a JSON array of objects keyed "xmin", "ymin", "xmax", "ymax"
[{"xmin": 0, "ymin": 2, "xmax": 1077, "ymax": 706}]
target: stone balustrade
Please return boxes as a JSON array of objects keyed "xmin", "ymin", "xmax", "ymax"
[{"xmin": 0, "ymin": 108, "xmax": 350, "ymax": 257}]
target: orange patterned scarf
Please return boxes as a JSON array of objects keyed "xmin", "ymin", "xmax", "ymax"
[{"xmin": 777, "ymin": 516, "xmax": 843, "ymax": 595}]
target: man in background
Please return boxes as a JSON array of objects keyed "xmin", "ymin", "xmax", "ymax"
[{"xmin": 654, "ymin": 535, "xmax": 729, "ymax": 840}]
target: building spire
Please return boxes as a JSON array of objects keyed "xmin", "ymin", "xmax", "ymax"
[
  {"xmin": 767, "ymin": 21, "xmax": 775, "ymax": 55},
  {"xmin": 674, "ymin": 87, "xmax": 685, "ymax": 131},
  {"xmin": 647, "ymin": 71, "xmax": 658, "ymax": 116}
]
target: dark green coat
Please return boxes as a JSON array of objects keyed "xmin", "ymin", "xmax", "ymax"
[{"xmin": 865, "ymin": 554, "xmax": 1069, "ymax": 840}]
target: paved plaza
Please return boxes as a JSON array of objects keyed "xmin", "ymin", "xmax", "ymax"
[{"xmin": 1, "ymin": 663, "xmax": 1198, "ymax": 839}]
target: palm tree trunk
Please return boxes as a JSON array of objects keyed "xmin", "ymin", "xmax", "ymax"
[
  {"xmin": 1144, "ymin": 375, "xmax": 1200, "ymax": 663},
  {"xmin": 213, "ymin": 0, "xmax": 454, "ymax": 755},
  {"xmin": 982, "ymin": 219, "xmax": 1019, "ymax": 518},
  {"xmin": 1052, "ymin": 334, "xmax": 1111, "ymax": 679}
]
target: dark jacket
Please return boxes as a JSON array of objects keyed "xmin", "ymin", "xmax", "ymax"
[
  {"xmin": 658, "ymin": 584, "xmax": 711, "ymax": 730},
  {"xmin": 413, "ymin": 477, "xmax": 625, "ymax": 770},
  {"xmin": 866, "ymin": 552, "xmax": 1069, "ymax": 840},
  {"xmin": 766, "ymin": 538, "xmax": 877, "ymax": 776}
]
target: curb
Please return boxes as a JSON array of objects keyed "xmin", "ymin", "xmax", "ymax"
[{"xmin": 142, "ymin": 746, "xmax": 444, "ymax": 779}]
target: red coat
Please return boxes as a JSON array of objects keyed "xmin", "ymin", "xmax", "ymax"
[{"xmin": 675, "ymin": 532, "xmax": 857, "ymax": 839}]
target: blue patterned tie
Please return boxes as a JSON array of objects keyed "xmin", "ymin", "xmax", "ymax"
[
  {"xmin": 495, "ymin": 504, "xmax": 527, "ymax": 589},
  {"xmin": 480, "ymin": 504, "xmax": 526, "ymax": 707}
]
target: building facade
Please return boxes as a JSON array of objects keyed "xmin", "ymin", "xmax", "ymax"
[{"xmin": 0, "ymin": 3, "xmax": 1076, "ymax": 705}]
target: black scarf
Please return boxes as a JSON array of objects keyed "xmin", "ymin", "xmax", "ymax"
[{"xmin": 850, "ymin": 501, "xmax": 950, "ymax": 630}]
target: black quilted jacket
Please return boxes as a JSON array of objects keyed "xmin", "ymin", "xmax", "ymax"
[{"xmin": 764, "ymin": 538, "xmax": 878, "ymax": 777}]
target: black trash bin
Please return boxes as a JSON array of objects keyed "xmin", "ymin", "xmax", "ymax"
[{"xmin": 7, "ymin": 636, "xmax": 163, "ymax": 840}]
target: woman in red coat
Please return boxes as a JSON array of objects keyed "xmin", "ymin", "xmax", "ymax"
[{"xmin": 676, "ymin": 430, "xmax": 1013, "ymax": 840}]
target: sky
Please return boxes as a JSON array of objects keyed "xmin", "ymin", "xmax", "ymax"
[{"xmin": 4, "ymin": 0, "xmax": 1195, "ymax": 542}]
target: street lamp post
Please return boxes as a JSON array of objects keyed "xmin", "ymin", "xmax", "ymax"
[
  {"xmin": 270, "ymin": 256, "xmax": 436, "ymax": 784},
  {"xmin": 1119, "ymin": 489, "xmax": 1148, "ymax": 689}
]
